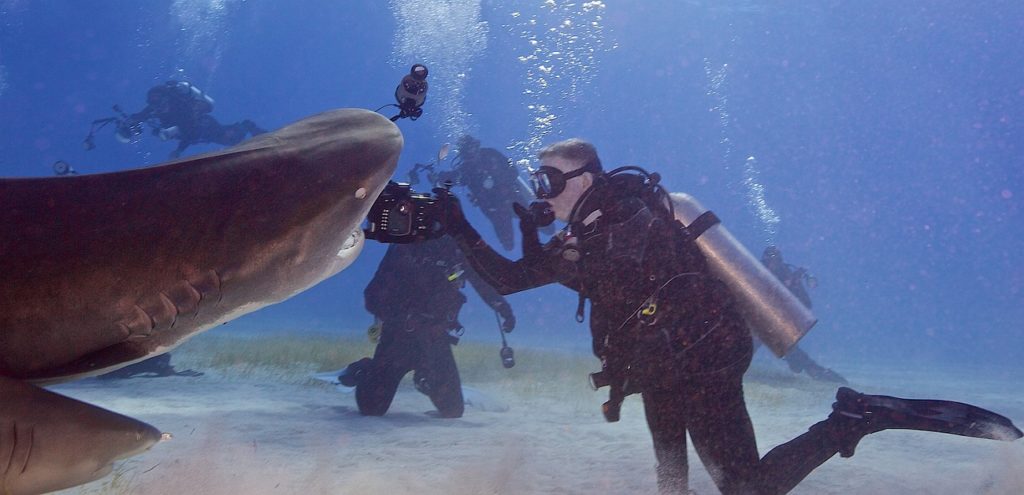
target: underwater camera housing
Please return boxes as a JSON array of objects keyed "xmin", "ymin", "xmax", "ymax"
[{"xmin": 364, "ymin": 181, "xmax": 447, "ymax": 243}]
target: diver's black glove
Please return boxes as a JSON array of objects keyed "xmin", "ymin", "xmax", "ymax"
[
  {"xmin": 495, "ymin": 302, "xmax": 515, "ymax": 333},
  {"xmin": 514, "ymin": 201, "xmax": 552, "ymax": 260},
  {"xmin": 513, "ymin": 202, "xmax": 536, "ymax": 229},
  {"xmin": 513, "ymin": 201, "xmax": 555, "ymax": 228}
]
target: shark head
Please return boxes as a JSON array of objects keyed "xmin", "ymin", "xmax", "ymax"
[
  {"xmin": 0, "ymin": 108, "xmax": 403, "ymax": 383},
  {"xmin": 0, "ymin": 108, "xmax": 402, "ymax": 494}
]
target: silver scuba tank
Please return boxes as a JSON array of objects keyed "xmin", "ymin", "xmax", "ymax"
[{"xmin": 670, "ymin": 192, "xmax": 816, "ymax": 357}]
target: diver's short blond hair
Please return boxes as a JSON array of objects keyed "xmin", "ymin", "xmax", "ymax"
[{"xmin": 538, "ymin": 138, "xmax": 603, "ymax": 171}]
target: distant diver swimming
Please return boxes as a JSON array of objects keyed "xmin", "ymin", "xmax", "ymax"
[
  {"xmin": 83, "ymin": 80, "xmax": 266, "ymax": 158},
  {"xmin": 405, "ymin": 134, "xmax": 546, "ymax": 251},
  {"xmin": 758, "ymin": 245, "xmax": 847, "ymax": 384}
]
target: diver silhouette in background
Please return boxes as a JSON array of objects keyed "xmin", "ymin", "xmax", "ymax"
[
  {"xmin": 408, "ymin": 134, "xmax": 538, "ymax": 251},
  {"xmin": 84, "ymin": 80, "xmax": 266, "ymax": 158},
  {"xmin": 760, "ymin": 245, "xmax": 847, "ymax": 384}
]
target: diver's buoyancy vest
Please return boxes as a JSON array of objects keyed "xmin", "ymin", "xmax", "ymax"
[{"xmin": 568, "ymin": 168, "xmax": 816, "ymax": 357}]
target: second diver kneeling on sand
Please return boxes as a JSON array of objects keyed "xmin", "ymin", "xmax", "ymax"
[{"xmin": 338, "ymin": 222, "xmax": 515, "ymax": 418}]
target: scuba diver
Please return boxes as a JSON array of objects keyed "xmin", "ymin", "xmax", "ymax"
[
  {"xmin": 83, "ymin": 80, "xmax": 266, "ymax": 158},
  {"xmin": 759, "ymin": 245, "xmax": 847, "ymax": 384},
  {"xmin": 437, "ymin": 137, "xmax": 1021, "ymax": 494},
  {"xmin": 337, "ymin": 232, "xmax": 516, "ymax": 419},
  {"xmin": 408, "ymin": 134, "xmax": 539, "ymax": 251},
  {"xmin": 96, "ymin": 353, "xmax": 203, "ymax": 380}
]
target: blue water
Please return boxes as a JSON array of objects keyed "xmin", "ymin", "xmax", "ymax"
[{"xmin": 1, "ymin": 0, "xmax": 1021, "ymax": 373}]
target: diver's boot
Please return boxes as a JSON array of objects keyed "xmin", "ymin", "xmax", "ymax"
[
  {"xmin": 338, "ymin": 358, "xmax": 371, "ymax": 388},
  {"xmin": 826, "ymin": 386, "xmax": 1023, "ymax": 457}
]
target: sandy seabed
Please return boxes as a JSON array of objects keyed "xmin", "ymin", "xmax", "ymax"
[{"xmin": 50, "ymin": 331, "xmax": 1024, "ymax": 495}]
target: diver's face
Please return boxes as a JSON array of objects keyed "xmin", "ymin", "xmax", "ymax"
[{"xmin": 540, "ymin": 155, "xmax": 593, "ymax": 222}]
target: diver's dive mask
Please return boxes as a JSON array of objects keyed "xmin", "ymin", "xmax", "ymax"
[{"xmin": 529, "ymin": 161, "xmax": 600, "ymax": 200}]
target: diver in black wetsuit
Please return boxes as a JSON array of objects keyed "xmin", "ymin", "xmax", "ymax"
[
  {"xmin": 759, "ymin": 246, "xmax": 847, "ymax": 384},
  {"xmin": 84, "ymin": 80, "xmax": 266, "ymax": 158},
  {"xmin": 339, "ymin": 234, "xmax": 515, "ymax": 418},
  {"xmin": 439, "ymin": 138, "xmax": 1021, "ymax": 494},
  {"xmin": 449, "ymin": 135, "xmax": 530, "ymax": 251}
]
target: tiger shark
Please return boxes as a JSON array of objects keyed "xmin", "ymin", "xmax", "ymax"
[{"xmin": 0, "ymin": 108, "xmax": 402, "ymax": 494}]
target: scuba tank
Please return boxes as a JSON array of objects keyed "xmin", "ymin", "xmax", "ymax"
[
  {"xmin": 175, "ymin": 81, "xmax": 215, "ymax": 114},
  {"xmin": 671, "ymin": 192, "xmax": 816, "ymax": 357}
]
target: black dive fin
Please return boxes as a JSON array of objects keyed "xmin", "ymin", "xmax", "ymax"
[{"xmin": 834, "ymin": 387, "xmax": 1023, "ymax": 442}]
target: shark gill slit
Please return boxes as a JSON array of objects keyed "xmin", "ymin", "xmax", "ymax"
[
  {"xmin": 158, "ymin": 292, "xmax": 179, "ymax": 328},
  {"xmin": 1, "ymin": 421, "xmax": 15, "ymax": 477},
  {"xmin": 133, "ymin": 304, "xmax": 156, "ymax": 334},
  {"xmin": 213, "ymin": 269, "xmax": 223, "ymax": 304},
  {"xmin": 179, "ymin": 280, "xmax": 202, "ymax": 318},
  {"xmin": 20, "ymin": 426, "xmax": 32, "ymax": 476}
]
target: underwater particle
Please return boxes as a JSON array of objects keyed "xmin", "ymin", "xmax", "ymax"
[
  {"xmin": 1000, "ymin": 189, "xmax": 1012, "ymax": 199},
  {"xmin": 505, "ymin": 0, "xmax": 612, "ymax": 162}
]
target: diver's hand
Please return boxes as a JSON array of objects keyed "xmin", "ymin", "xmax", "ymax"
[
  {"xmin": 495, "ymin": 302, "xmax": 515, "ymax": 333},
  {"xmin": 514, "ymin": 202, "xmax": 549, "ymax": 259},
  {"xmin": 514, "ymin": 201, "xmax": 555, "ymax": 228},
  {"xmin": 512, "ymin": 202, "xmax": 537, "ymax": 235}
]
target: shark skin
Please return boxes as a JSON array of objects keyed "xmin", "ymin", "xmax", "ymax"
[{"xmin": 0, "ymin": 108, "xmax": 403, "ymax": 494}]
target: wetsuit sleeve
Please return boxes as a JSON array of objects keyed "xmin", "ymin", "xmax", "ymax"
[
  {"xmin": 448, "ymin": 222, "xmax": 561, "ymax": 296},
  {"xmin": 129, "ymin": 106, "xmax": 154, "ymax": 122},
  {"xmin": 459, "ymin": 249, "xmax": 509, "ymax": 311}
]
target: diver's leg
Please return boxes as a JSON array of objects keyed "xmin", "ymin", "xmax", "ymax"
[
  {"xmin": 783, "ymin": 345, "xmax": 847, "ymax": 384},
  {"xmin": 207, "ymin": 119, "xmax": 266, "ymax": 146},
  {"xmin": 354, "ymin": 325, "xmax": 414, "ymax": 416},
  {"xmin": 754, "ymin": 387, "xmax": 1023, "ymax": 495},
  {"xmin": 641, "ymin": 388, "xmax": 691, "ymax": 494},
  {"xmin": 415, "ymin": 331, "xmax": 464, "ymax": 418},
  {"xmin": 169, "ymin": 140, "xmax": 188, "ymax": 159},
  {"xmin": 242, "ymin": 119, "xmax": 267, "ymax": 135},
  {"xmin": 748, "ymin": 416, "xmax": 847, "ymax": 495},
  {"xmin": 682, "ymin": 364, "xmax": 761, "ymax": 495}
]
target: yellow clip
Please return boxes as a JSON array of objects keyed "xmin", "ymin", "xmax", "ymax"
[
  {"xmin": 447, "ymin": 269, "xmax": 465, "ymax": 282},
  {"xmin": 640, "ymin": 303, "xmax": 657, "ymax": 317}
]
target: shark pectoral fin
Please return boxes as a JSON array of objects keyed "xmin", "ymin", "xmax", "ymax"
[{"xmin": 0, "ymin": 375, "xmax": 162, "ymax": 495}]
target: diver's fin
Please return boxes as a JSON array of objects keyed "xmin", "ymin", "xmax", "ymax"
[{"xmin": 833, "ymin": 387, "xmax": 1023, "ymax": 443}]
